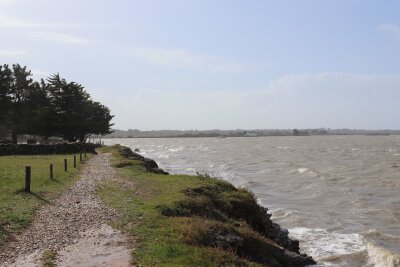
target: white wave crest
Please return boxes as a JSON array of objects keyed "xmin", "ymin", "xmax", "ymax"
[
  {"xmin": 270, "ymin": 208, "xmax": 293, "ymax": 220},
  {"xmin": 168, "ymin": 147, "xmax": 184, "ymax": 152},
  {"xmin": 289, "ymin": 227, "xmax": 366, "ymax": 260},
  {"xmin": 297, "ymin": 168, "xmax": 310, "ymax": 173},
  {"xmin": 366, "ymin": 242, "xmax": 400, "ymax": 267}
]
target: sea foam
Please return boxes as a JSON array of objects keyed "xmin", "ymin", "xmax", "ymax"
[
  {"xmin": 297, "ymin": 168, "xmax": 310, "ymax": 173},
  {"xmin": 289, "ymin": 228, "xmax": 366, "ymax": 261},
  {"xmin": 366, "ymin": 242, "xmax": 400, "ymax": 267}
]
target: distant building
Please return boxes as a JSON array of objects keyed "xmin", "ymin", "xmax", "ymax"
[{"xmin": 244, "ymin": 132, "xmax": 259, "ymax": 137}]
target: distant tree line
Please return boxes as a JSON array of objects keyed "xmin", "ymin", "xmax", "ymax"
[{"xmin": 0, "ymin": 64, "xmax": 113, "ymax": 144}]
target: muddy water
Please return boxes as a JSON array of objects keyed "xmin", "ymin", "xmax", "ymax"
[{"xmin": 104, "ymin": 136, "xmax": 400, "ymax": 267}]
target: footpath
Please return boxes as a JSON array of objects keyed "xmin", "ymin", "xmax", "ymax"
[{"xmin": 0, "ymin": 153, "xmax": 132, "ymax": 267}]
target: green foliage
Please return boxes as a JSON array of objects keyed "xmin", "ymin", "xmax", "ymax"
[
  {"xmin": 0, "ymin": 64, "xmax": 113, "ymax": 143},
  {"xmin": 0, "ymin": 64, "xmax": 13, "ymax": 125},
  {"xmin": 41, "ymin": 250, "xmax": 57, "ymax": 267},
  {"xmin": 0, "ymin": 64, "xmax": 35, "ymax": 143}
]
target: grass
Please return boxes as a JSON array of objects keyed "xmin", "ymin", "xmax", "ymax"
[
  {"xmin": 96, "ymin": 145, "xmax": 301, "ymax": 267},
  {"xmin": 0, "ymin": 153, "xmax": 90, "ymax": 247},
  {"xmin": 41, "ymin": 250, "xmax": 57, "ymax": 267}
]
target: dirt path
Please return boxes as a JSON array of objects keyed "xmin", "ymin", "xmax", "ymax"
[{"xmin": 0, "ymin": 153, "xmax": 132, "ymax": 267}]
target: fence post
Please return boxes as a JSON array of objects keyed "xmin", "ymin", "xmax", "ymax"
[
  {"xmin": 50, "ymin": 164, "xmax": 54, "ymax": 179},
  {"xmin": 84, "ymin": 151, "xmax": 87, "ymax": 158},
  {"xmin": 25, "ymin": 166, "xmax": 31, "ymax": 192},
  {"xmin": 74, "ymin": 155, "xmax": 77, "ymax": 168},
  {"xmin": 64, "ymin": 159, "xmax": 68, "ymax": 172},
  {"xmin": 80, "ymin": 153, "xmax": 83, "ymax": 162}
]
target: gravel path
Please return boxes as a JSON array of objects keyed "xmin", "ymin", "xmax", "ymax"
[{"xmin": 0, "ymin": 153, "xmax": 132, "ymax": 267}]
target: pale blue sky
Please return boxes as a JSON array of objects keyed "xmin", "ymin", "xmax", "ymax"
[{"xmin": 1, "ymin": 0, "xmax": 399, "ymax": 130}]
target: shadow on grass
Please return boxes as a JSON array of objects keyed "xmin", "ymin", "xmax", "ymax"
[
  {"xmin": 50, "ymin": 178, "xmax": 63, "ymax": 184},
  {"xmin": 15, "ymin": 190, "xmax": 51, "ymax": 204}
]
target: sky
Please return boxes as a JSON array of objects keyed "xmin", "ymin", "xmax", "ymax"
[{"xmin": 0, "ymin": 0, "xmax": 399, "ymax": 130}]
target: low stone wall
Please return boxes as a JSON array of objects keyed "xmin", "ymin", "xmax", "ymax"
[{"xmin": 0, "ymin": 143, "xmax": 99, "ymax": 156}]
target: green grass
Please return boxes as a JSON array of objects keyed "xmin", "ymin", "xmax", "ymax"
[
  {"xmin": 0, "ymin": 153, "xmax": 90, "ymax": 247},
  {"xmin": 96, "ymin": 145, "xmax": 284, "ymax": 267},
  {"xmin": 41, "ymin": 250, "xmax": 57, "ymax": 267}
]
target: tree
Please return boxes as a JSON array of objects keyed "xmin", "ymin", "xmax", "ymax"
[
  {"xmin": 47, "ymin": 74, "xmax": 113, "ymax": 142},
  {"xmin": 0, "ymin": 65, "xmax": 13, "ymax": 141},
  {"xmin": 77, "ymin": 101, "xmax": 114, "ymax": 142},
  {"xmin": 23, "ymin": 79, "xmax": 55, "ymax": 139},
  {"xmin": 47, "ymin": 74, "xmax": 87, "ymax": 141},
  {"xmin": 1, "ymin": 65, "xmax": 114, "ymax": 143},
  {"xmin": 0, "ymin": 65, "xmax": 13, "ymax": 126},
  {"xmin": 6, "ymin": 64, "xmax": 35, "ymax": 144}
]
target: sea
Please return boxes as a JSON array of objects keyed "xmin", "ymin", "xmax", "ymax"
[{"xmin": 103, "ymin": 136, "xmax": 400, "ymax": 267}]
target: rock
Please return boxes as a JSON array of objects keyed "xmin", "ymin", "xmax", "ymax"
[
  {"xmin": 119, "ymin": 147, "xmax": 138, "ymax": 159},
  {"xmin": 211, "ymin": 229, "xmax": 244, "ymax": 249},
  {"xmin": 142, "ymin": 158, "xmax": 158, "ymax": 171},
  {"xmin": 119, "ymin": 147, "xmax": 169, "ymax": 175},
  {"xmin": 269, "ymin": 223, "xmax": 300, "ymax": 253}
]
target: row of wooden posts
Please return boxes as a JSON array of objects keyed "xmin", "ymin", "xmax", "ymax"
[{"xmin": 24, "ymin": 151, "xmax": 87, "ymax": 192}]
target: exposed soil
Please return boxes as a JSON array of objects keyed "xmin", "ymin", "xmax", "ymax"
[{"xmin": 0, "ymin": 153, "xmax": 132, "ymax": 267}]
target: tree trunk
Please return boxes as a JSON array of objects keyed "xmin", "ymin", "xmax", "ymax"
[
  {"xmin": 11, "ymin": 130, "xmax": 17, "ymax": 144},
  {"xmin": 79, "ymin": 134, "xmax": 87, "ymax": 143},
  {"xmin": 67, "ymin": 137, "xmax": 76, "ymax": 143}
]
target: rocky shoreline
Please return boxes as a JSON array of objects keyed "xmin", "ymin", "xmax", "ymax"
[
  {"xmin": 115, "ymin": 145, "xmax": 316, "ymax": 266},
  {"xmin": 117, "ymin": 146, "xmax": 169, "ymax": 174}
]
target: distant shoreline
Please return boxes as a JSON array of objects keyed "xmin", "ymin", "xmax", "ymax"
[
  {"xmin": 94, "ymin": 128, "xmax": 400, "ymax": 139},
  {"xmin": 98, "ymin": 133, "xmax": 398, "ymax": 139}
]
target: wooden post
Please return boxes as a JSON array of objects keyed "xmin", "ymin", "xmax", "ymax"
[
  {"xmin": 84, "ymin": 151, "xmax": 87, "ymax": 158},
  {"xmin": 50, "ymin": 164, "xmax": 54, "ymax": 179},
  {"xmin": 25, "ymin": 166, "xmax": 31, "ymax": 192},
  {"xmin": 80, "ymin": 153, "xmax": 83, "ymax": 162},
  {"xmin": 64, "ymin": 159, "xmax": 68, "ymax": 172},
  {"xmin": 74, "ymin": 155, "xmax": 77, "ymax": 168}
]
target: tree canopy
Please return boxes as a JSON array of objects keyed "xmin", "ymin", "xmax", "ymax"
[{"xmin": 0, "ymin": 64, "xmax": 114, "ymax": 143}]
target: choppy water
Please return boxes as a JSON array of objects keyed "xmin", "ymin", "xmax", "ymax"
[{"xmin": 104, "ymin": 136, "xmax": 400, "ymax": 267}]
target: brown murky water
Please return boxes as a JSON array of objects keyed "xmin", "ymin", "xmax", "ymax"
[{"xmin": 105, "ymin": 136, "xmax": 400, "ymax": 267}]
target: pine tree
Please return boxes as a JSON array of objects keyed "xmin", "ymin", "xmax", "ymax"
[
  {"xmin": 1, "ymin": 65, "xmax": 114, "ymax": 143},
  {"xmin": 0, "ymin": 65, "xmax": 13, "ymax": 125},
  {"xmin": 8, "ymin": 64, "xmax": 35, "ymax": 144}
]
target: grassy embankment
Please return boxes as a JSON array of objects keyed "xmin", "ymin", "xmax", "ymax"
[
  {"xmin": 97, "ymin": 145, "xmax": 314, "ymax": 267},
  {"xmin": 0, "ymin": 153, "xmax": 90, "ymax": 247}
]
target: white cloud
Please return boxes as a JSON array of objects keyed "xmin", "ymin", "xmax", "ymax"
[
  {"xmin": 266, "ymin": 72, "xmax": 400, "ymax": 95},
  {"xmin": 0, "ymin": 0, "xmax": 16, "ymax": 6},
  {"xmin": 0, "ymin": 49, "xmax": 27, "ymax": 56},
  {"xmin": 27, "ymin": 31, "xmax": 88, "ymax": 44},
  {"xmin": 31, "ymin": 69, "xmax": 51, "ymax": 79},
  {"xmin": 378, "ymin": 23, "xmax": 400, "ymax": 39},
  {"xmin": 0, "ymin": 14, "xmax": 105, "ymax": 28},
  {"xmin": 0, "ymin": 15, "xmax": 40, "ymax": 28},
  {"xmin": 94, "ymin": 72, "xmax": 400, "ymax": 130},
  {"xmin": 124, "ymin": 46, "xmax": 246, "ymax": 73}
]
